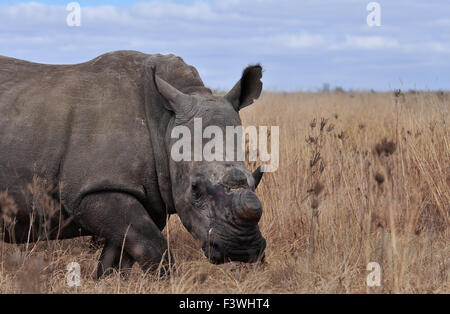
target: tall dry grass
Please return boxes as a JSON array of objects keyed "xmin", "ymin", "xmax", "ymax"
[{"xmin": 0, "ymin": 91, "xmax": 448, "ymax": 293}]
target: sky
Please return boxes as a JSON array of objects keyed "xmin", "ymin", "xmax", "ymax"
[{"xmin": 0, "ymin": 0, "xmax": 449, "ymax": 91}]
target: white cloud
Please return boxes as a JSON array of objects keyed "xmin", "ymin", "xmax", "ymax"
[
  {"xmin": 412, "ymin": 42, "xmax": 450, "ymax": 54},
  {"xmin": 432, "ymin": 18, "xmax": 450, "ymax": 26},
  {"xmin": 0, "ymin": 2, "xmax": 63, "ymax": 25},
  {"xmin": 283, "ymin": 32, "xmax": 325, "ymax": 48},
  {"xmin": 332, "ymin": 35, "xmax": 400, "ymax": 50},
  {"xmin": 131, "ymin": 2, "xmax": 219, "ymax": 20}
]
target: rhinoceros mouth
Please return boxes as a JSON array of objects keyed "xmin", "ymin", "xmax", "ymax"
[{"xmin": 202, "ymin": 237, "xmax": 266, "ymax": 264}]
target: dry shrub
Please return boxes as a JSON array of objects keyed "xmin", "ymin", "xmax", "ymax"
[{"xmin": 0, "ymin": 192, "xmax": 18, "ymax": 234}]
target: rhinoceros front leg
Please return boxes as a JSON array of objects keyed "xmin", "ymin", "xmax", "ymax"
[
  {"xmin": 75, "ymin": 192, "xmax": 172, "ymax": 277},
  {"xmin": 96, "ymin": 240, "xmax": 135, "ymax": 278}
]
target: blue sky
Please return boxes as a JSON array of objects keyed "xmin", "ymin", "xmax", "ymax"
[{"xmin": 1, "ymin": 0, "xmax": 449, "ymax": 91}]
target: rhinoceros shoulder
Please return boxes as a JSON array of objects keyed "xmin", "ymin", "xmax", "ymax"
[{"xmin": 85, "ymin": 50, "xmax": 210, "ymax": 94}]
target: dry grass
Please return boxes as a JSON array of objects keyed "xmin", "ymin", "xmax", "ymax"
[{"xmin": 1, "ymin": 91, "xmax": 449, "ymax": 293}]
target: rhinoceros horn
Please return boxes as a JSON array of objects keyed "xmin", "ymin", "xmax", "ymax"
[
  {"xmin": 252, "ymin": 166, "xmax": 264, "ymax": 189},
  {"xmin": 235, "ymin": 190, "xmax": 262, "ymax": 225}
]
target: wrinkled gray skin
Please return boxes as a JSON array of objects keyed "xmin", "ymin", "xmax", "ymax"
[{"xmin": 0, "ymin": 51, "xmax": 266, "ymax": 277}]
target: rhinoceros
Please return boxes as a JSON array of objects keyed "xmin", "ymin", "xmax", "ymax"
[{"xmin": 0, "ymin": 50, "xmax": 266, "ymax": 277}]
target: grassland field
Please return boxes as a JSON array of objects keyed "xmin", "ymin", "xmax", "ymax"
[{"xmin": 0, "ymin": 91, "xmax": 448, "ymax": 293}]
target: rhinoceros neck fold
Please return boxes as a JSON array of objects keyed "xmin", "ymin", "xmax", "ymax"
[
  {"xmin": 142, "ymin": 54, "xmax": 214, "ymax": 215},
  {"xmin": 143, "ymin": 67, "xmax": 176, "ymax": 214}
]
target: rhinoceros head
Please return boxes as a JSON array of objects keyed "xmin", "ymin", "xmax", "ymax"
[{"xmin": 154, "ymin": 65, "xmax": 266, "ymax": 264}]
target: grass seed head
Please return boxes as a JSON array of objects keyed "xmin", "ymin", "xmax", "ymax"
[
  {"xmin": 374, "ymin": 172, "xmax": 385, "ymax": 185},
  {"xmin": 374, "ymin": 138, "xmax": 396, "ymax": 157}
]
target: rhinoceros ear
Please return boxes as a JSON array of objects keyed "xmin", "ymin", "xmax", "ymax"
[
  {"xmin": 152, "ymin": 67, "xmax": 194, "ymax": 115},
  {"xmin": 225, "ymin": 65, "xmax": 263, "ymax": 111}
]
